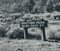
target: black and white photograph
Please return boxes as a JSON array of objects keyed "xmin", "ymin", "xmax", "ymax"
[{"xmin": 0, "ymin": 0, "xmax": 60, "ymax": 51}]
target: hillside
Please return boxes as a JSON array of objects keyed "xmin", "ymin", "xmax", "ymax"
[
  {"xmin": 0, "ymin": 0, "xmax": 60, "ymax": 39},
  {"xmin": 0, "ymin": 0, "xmax": 60, "ymax": 13}
]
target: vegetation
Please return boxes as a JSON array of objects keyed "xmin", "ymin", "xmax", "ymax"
[
  {"xmin": 0, "ymin": 27, "xmax": 7, "ymax": 37},
  {"xmin": 55, "ymin": 3, "xmax": 60, "ymax": 12},
  {"xmin": 0, "ymin": 0, "xmax": 60, "ymax": 13},
  {"xmin": 0, "ymin": 0, "xmax": 60, "ymax": 39},
  {"xmin": 6, "ymin": 28, "xmax": 24, "ymax": 39}
]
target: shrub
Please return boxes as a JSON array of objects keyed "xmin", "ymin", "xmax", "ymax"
[
  {"xmin": 47, "ymin": 29, "xmax": 60, "ymax": 41},
  {"xmin": 28, "ymin": 33, "xmax": 41, "ymax": 40},
  {"xmin": 46, "ymin": 5, "xmax": 54, "ymax": 12},
  {"xmin": 47, "ymin": 30, "xmax": 57, "ymax": 40},
  {"xmin": 0, "ymin": 27, "xmax": 7, "ymax": 37},
  {"xmin": 6, "ymin": 28, "xmax": 24, "ymax": 39},
  {"xmin": 55, "ymin": 32, "xmax": 60, "ymax": 40},
  {"xmin": 28, "ymin": 28, "xmax": 42, "ymax": 39},
  {"xmin": 55, "ymin": 4, "xmax": 60, "ymax": 12},
  {"xmin": 16, "ymin": 48, "xmax": 23, "ymax": 51}
]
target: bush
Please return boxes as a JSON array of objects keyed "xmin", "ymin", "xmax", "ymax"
[
  {"xmin": 55, "ymin": 32, "xmax": 60, "ymax": 40},
  {"xmin": 6, "ymin": 28, "xmax": 24, "ymax": 39},
  {"xmin": 0, "ymin": 27, "xmax": 7, "ymax": 37},
  {"xmin": 28, "ymin": 28, "xmax": 42, "ymax": 39},
  {"xmin": 47, "ymin": 30, "xmax": 57, "ymax": 40},
  {"xmin": 47, "ymin": 29, "xmax": 60, "ymax": 40},
  {"xmin": 28, "ymin": 33, "xmax": 41, "ymax": 40},
  {"xmin": 46, "ymin": 5, "xmax": 54, "ymax": 12},
  {"xmin": 55, "ymin": 4, "xmax": 60, "ymax": 12}
]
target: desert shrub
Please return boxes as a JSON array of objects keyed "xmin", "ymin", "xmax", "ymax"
[
  {"xmin": 28, "ymin": 33, "xmax": 41, "ymax": 40},
  {"xmin": 16, "ymin": 48, "xmax": 23, "ymax": 51},
  {"xmin": 55, "ymin": 32, "xmax": 60, "ymax": 40},
  {"xmin": 47, "ymin": 29, "xmax": 60, "ymax": 40},
  {"xmin": 28, "ymin": 28, "xmax": 42, "ymax": 39},
  {"xmin": 47, "ymin": 30, "xmax": 57, "ymax": 40},
  {"xmin": 6, "ymin": 28, "xmax": 24, "ymax": 39},
  {"xmin": 0, "ymin": 27, "xmax": 7, "ymax": 37}
]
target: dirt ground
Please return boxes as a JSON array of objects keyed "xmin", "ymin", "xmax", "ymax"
[{"xmin": 0, "ymin": 39, "xmax": 60, "ymax": 51}]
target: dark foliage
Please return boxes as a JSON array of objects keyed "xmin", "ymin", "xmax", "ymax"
[
  {"xmin": 0, "ymin": 27, "xmax": 7, "ymax": 37},
  {"xmin": 0, "ymin": 0, "xmax": 60, "ymax": 13},
  {"xmin": 6, "ymin": 28, "xmax": 24, "ymax": 39},
  {"xmin": 28, "ymin": 33, "xmax": 41, "ymax": 40},
  {"xmin": 46, "ymin": 5, "xmax": 54, "ymax": 12},
  {"xmin": 55, "ymin": 4, "xmax": 60, "ymax": 12}
]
